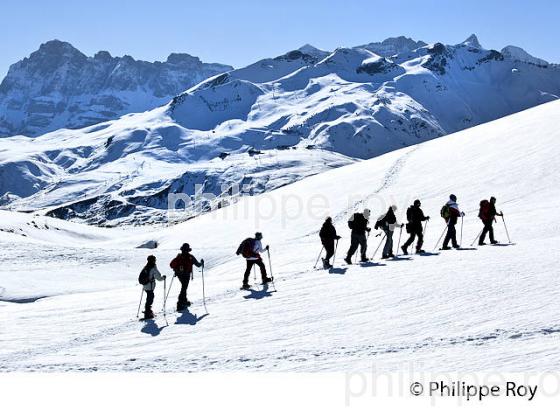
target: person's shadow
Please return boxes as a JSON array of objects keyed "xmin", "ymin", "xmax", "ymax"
[
  {"xmin": 359, "ymin": 261, "xmax": 387, "ymax": 267},
  {"xmin": 417, "ymin": 252, "xmax": 440, "ymax": 256},
  {"xmin": 141, "ymin": 319, "xmax": 168, "ymax": 337},
  {"xmin": 329, "ymin": 267, "xmax": 348, "ymax": 275},
  {"xmin": 175, "ymin": 309, "xmax": 209, "ymax": 326},
  {"xmin": 243, "ymin": 284, "xmax": 275, "ymax": 300}
]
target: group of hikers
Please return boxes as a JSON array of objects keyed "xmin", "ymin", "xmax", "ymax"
[{"xmin": 137, "ymin": 194, "xmax": 507, "ymax": 320}]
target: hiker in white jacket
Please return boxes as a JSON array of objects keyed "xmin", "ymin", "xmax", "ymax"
[{"xmin": 142, "ymin": 255, "xmax": 165, "ymax": 319}]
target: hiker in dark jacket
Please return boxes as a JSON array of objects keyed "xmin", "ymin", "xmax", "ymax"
[
  {"xmin": 375, "ymin": 205, "xmax": 402, "ymax": 259},
  {"xmin": 237, "ymin": 232, "xmax": 273, "ymax": 290},
  {"xmin": 401, "ymin": 199, "xmax": 430, "ymax": 254},
  {"xmin": 319, "ymin": 217, "xmax": 341, "ymax": 268},
  {"xmin": 479, "ymin": 196, "xmax": 503, "ymax": 245},
  {"xmin": 344, "ymin": 209, "xmax": 371, "ymax": 264},
  {"xmin": 441, "ymin": 194, "xmax": 465, "ymax": 250},
  {"xmin": 170, "ymin": 243, "xmax": 204, "ymax": 311}
]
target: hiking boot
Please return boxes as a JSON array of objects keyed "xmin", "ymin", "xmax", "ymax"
[
  {"xmin": 401, "ymin": 245, "xmax": 408, "ymax": 255},
  {"xmin": 416, "ymin": 249, "xmax": 425, "ymax": 254},
  {"xmin": 381, "ymin": 255, "xmax": 389, "ymax": 259},
  {"xmin": 241, "ymin": 283, "xmax": 251, "ymax": 290},
  {"xmin": 440, "ymin": 246, "xmax": 451, "ymax": 250},
  {"xmin": 491, "ymin": 240, "xmax": 498, "ymax": 244},
  {"xmin": 479, "ymin": 242, "xmax": 486, "ymax": 246},
  {"xmin": 344, "ymin": 257, "xmax": 352, "ymax": 265},
  {"xmin": 262, "ymin": 276, "xmax": 273, "ymax": 284},
  {"xmin": 144, "ymin": 309, "xmax": 154, "ymax": 319},
  {"xmin": 322, "ymin": 258, "xmax": 332, "ymax": 269},
  {"xmin": 360, "ymin": 257, "xmax": 370, "ymax": 263},
  {"xmin": 452, "ymin": 245, "xmax": 460, "ymax": 249}
]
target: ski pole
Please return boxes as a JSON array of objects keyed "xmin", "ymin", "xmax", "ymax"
[
  {"xmin": 136, "ymin": 287, "xmax": 144, "ymax": 318},
  {"xmin": 470, "ymin": 229, "xmax": 483, "ymax": 247},
  {"xmin": 396, "ymin": 225, "xmax": 403, "ymax": 256},
  {"xmin": 201, "ymin": 264, "xmax": 208, "ymax": 314},
  {"xmin": 419, "ymin": 219, "xmax": 429, "ymax": 250},
  {"xmin": 266, "ymin": 248, "xmax": 277, "ymax": 291},
  {"xmin": 163, "ymin": 277, "xmax": 167, "ymax": 316},
  {"xmin": 433, "ymin": 225, "xmax": 448, "ymax": 251},
  {"xmin": 164, "ymin": 275, "xmax": 175, "ymax": 311},
  {"xmin": 313, "ymin": 246, "xmax": 324, "ymax": 269},
  {"xmin": 460, "ymin": 216, "xmax": 464, "ymax": 247},
  {"xmin": 371, "ymin": 233, "xmax": 386, "ymax": 260},
  {"xmin": 332, "ymin": 239, "xmax": 339, "ymax": 267},
  {"xmin": 501, "ymin": 215, "xmax": 512, "ymax": 243}
]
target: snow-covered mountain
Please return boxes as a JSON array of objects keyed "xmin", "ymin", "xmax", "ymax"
[
  {"xmin": 1, "ymin": 100, "xmax": 559, "ymax": 371},
  {"xmin": 0, "ymin": 35, "xmax": 559, "ymax": 226},
  {"xmin": 0, "ymin": 40, "xmax": 232, "ymax": 137}
]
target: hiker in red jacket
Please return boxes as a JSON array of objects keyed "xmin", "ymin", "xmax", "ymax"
[
  {"xmin": 170, "ymin": 243, "xmax": 204, "ymax": 311},
  {"xmin": 478, "ymin": 196, "xmax": 503, "ymax": 245},
  {"xmin": 236, "ymin": 232, "xmax": 273, "ymax": 289}
]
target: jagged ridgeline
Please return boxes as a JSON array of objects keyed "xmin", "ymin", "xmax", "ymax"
[{"xmin": 0, "ymin": 35, "xmax": 559, "ymax": 226}]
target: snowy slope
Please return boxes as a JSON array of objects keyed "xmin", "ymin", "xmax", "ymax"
[
  {"xmin": 0, "ymin": 40, "xmax": 232, "ymax": 137},
  {"xmin": 0, "ymin": 100, "xmax": 559, "ymax": 372},
  {"xmin": 1, "ymin": 35, "xmax": 558, "ymax": 226}
]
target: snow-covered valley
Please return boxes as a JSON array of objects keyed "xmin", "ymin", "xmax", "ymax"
[{"xmin": 1, "ymin": 100, "xmax": 559, "ymax": 372}]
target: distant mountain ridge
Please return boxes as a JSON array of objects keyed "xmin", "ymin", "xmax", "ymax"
[
  {"xmin": 0, "ymin": 40, "xmax": 232, "ymax": 137},
  {"xmin": 0, "ymin": 34, "xmax": 559, "ymax": 226}
]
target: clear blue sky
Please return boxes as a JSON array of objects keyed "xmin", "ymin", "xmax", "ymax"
[{"xmin": 1, "ymin": 0, "xmax": 558, "ymax": 78}]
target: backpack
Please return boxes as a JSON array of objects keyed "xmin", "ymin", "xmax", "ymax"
[
  {"xmin": 479, "ymin": 199, "xmax": 491, "ymax": 220},
  {"xmin": 236, "ymin": 238, "xmax": 255, "ymax": 258},
  {"xmin": 440, "ymin": 204, "xmax": 450, "ymax": 220},
  {"xmin": 374, "ymin": 214, "xmax": 387, "ymax": 230},
  {"xmin": 347, "ymin": 217, "xmax": 355, "ymax": 230},
  {"xmin": 170, "ymin": 254, "xmax": 193, "ymax": 274},
  {"xmin": 138, "ymin": 266, "xmax": 151, "ymax": 285},
  {"xmin": 406, "ymin": 206, "xmax": 414, "ymax": 222}
]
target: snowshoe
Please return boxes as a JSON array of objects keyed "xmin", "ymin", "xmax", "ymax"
[{"xmin": 401, "ymin": 246, "xmax": 408, "ymax": 255}]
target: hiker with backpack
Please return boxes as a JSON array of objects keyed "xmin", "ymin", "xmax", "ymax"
[
  {"xmin": 344, "ymin": 209, "xmax": 371, "ymax": 264},
  {"xmin": 401, "ymin": 199, "xmax": 430, "ymax": 255},
  {"xmin": 138, "ymin": 255, "xmax": 166, "ymax": 320},
  {"xmin": 478, "ymin": 196, "xmax": 503, "ymax": 245},
  {"xmin": 375, "ymin": 205, "xmax": 403, "ymax": 259},
  {"xmin": 319, "ymin": 217, "xmax": 341, "ymax": 269},
  {"xmin": 441, "ymin": 194, "xmax": 465, "ymax": 250},
  {"xmin": 170, "ymin": 243, "xmax": 204, "ymax": 311},
  {"xmin": 237, "ymin": 232, "xmax": 273, "ymax": 289}
]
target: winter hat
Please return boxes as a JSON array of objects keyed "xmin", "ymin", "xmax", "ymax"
[
  {"xmin": 325, "ymin": 216, "xmax": 332, "ymax": 223},
  {"xmin": 490, "ymin": 196, "xmax": 496, "ymax": 202},
  {"xmin": 180, "ymin": 243, "xmax": 192, "ymax": 252},
  {"xmin": 450, "ymin": 194, "xmax": 457, "ymax": 202},
  {"xmin": 255, "ymin": 232, "xmax": 263, "ymax": 240},
  {"xmin": 147, "ymin": 255, "xmax": 156, "ymax": 263},
  {"xmin": 414, "ymin": 199, "xmax": 421, "ymax": 206}
]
